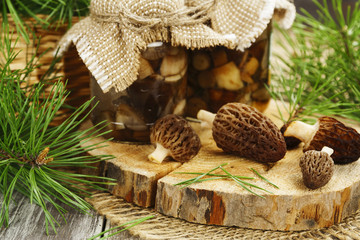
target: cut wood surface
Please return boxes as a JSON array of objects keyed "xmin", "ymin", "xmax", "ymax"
[
  {"xmin": 155, "ymin": 141, "xmax": 360, "ymax": 231},
  {"xmin": 82, "ymin": 100, "xmax": 360, "ymax": 231},
  {"xmin": 156, "ymin": 101, "xmax": 360, "ymax": 231},
  {"xmin": 81, "ymin": 122, "xmax": 182, "ymax": 207}
]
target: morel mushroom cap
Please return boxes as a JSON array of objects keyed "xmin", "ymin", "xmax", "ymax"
[
  {"xmin": 148, "ymin": 114, "xmax": 201, "ymax": 164},
  {"xmin": 284, "ymin": 116, "xmax": 360, "ymax": 164},
  {"xmin": 197, "ymin": 103, "xmax": 286, "ymax": 163},
  {"xmin": 299, "ymin": 146, "xmax": 334, "ymax": 189}
]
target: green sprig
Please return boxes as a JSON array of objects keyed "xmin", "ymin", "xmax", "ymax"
[
  {"xmin": 0, "ymin": 30, "xmax": 115, "ymax": 234},
  {"xmin": 173, "ymin": 171, "xmax": 254, "ymax": 180},
  {"xmin": 250, "ymin": 168, "xmax": 279, "ymax": 189},
  {"xmin": 174, "ymin": 163, "xmax": 228, "ymax": 189},
  {"xmin": 174, "ymin": 163, "xmax": 277, "ymax": 198},
  {"xmin": 270, "ymin": 0, "xmax": 360, "ymax": 124},
  {"xmin": 87, "ymin": 215, "xmax": 155, "ymax": 240},
  {"xmin": 220, "ymin": 166, "xmax": 271, "ymax": 199}
]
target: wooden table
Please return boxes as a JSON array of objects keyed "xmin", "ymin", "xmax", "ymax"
[{"xmin": 0, "ymin": 192, "xmax": 135, "ymax": 240}]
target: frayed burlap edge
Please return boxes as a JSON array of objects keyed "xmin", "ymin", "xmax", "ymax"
[
  {"xmin": 274, "ymin": 0, "xmax": 296, "ymax": 29},
  {"xmin": 87, "ymin": 192, "xmax": 360, "ymax": 240}
]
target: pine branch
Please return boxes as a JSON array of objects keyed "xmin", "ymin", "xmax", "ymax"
[
  {"xmin": 0, "ymin": 29, "xmax": 115, "ymax": 234},
  {"xmin": 270, "ymin": 0, "xmax": 360, "ymax": 124}
]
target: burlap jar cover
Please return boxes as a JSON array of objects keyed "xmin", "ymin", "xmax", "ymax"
[{"xmin": 57, "ymin": 0, "xmax": 295, "ymax": 94}]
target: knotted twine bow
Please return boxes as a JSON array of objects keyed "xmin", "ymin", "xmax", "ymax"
[
  {"xmin": 91, "ymin": 0, "xmax": 215, "ymax": 33},
  {"xmin": 57, "ymin": 0, "xmax": 295, "ymax": 93}
]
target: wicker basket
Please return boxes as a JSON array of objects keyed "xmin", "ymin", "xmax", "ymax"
[{"xmin": 6, "ymin": 15, "xmax": 91, "ymax": 123}]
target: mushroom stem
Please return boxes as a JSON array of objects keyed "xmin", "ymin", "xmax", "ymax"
[
  {"xmin": 148, "ymin": 143, "xmax": 171, "ymax": 164},
  {"xmin": 284, "ymin": 120, "xmax": 319, "ymax": 147},
  {"xmin": 321, "ymin": 146, "xmax": 334, "ymax": 156},
  {"xmin": 197, "ymin": 110, "xmax": 216, "ymax": 128}
]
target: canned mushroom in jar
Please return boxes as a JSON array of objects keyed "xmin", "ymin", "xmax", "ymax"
[
  {"xmin": 90, "ymin": 42, "xmax": 188, "ymax": 143},
  {"xmin": 186, "ymin": 24, "xmax": 272, "ymax": 117}
]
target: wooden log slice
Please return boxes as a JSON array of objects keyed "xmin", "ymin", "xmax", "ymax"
[
  {"xmin": 155, "ymin": 142, "xmax": 360, "ymax": 231},
  {"xmin": 82, "ymin": 101, "xmax": 360, "ymax": 231},
  {"xmin": 155, "ymin": 102, "xmax": 360, "ymax": 231},
  {"xmin": 81, "ymin": 121, "xmax": 181, "ymax": 208}
]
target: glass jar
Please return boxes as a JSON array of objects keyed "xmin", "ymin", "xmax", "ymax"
[
  {"xmin": 90, "ymin": 42, "xmax": 188, "ymax": 143},
  {"xmin": 185, "ymin": 23, "xmax": 272, "ymax": 117}
]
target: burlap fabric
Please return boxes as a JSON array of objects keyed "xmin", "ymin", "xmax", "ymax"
[
  {"xmin": 57, "ymin": 0, "xmax": 295, "ymax": 94},
  {"xmin": 88, "ymin": 192, "xmax": 360, "ymax": 239}
]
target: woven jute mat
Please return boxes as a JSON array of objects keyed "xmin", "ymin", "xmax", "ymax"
[{"xmin": 87, "ymin": 192, "xmax": 360, "ymax": 239}]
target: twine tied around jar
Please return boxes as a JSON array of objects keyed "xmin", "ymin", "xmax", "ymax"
[{"xmin": 91, "ymin": 0, "xmax": 215, "ymax": 33}]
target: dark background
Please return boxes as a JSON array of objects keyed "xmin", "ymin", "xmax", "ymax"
[{"xmin": 293, "ymin": 0, "xmax": 357, "ymax": 18}]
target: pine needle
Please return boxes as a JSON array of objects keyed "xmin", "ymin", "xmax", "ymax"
[
  {"xmin": 87, "ymin": 215, "xmax": 155, "ymax": 240},
  {"xmin": 174, "ymin": 163, "xmax": 228, "ymax": 189},
  {"xmin": 220, "ymin": 166, "xmax": 273, "ymax": 197},
  {"xmin": 250, "ymin": 168, "xmax": 279, "ymax": 189},
  {"xmin": 173, "ymin": 172, "xmax": 254, "ymax": 180}
]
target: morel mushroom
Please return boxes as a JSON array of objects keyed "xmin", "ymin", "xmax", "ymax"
[
  {"xmin": 148, "ymin": 114, "xmax": 201, "ymax": 164},
  {"xmin": 299, "ymin": 146, "xmax": 334, "ymax": 189},
  {"xmin": 284, "ymin": 116, "xmax": 360, "ymax": 164},
  {"xmin": 197, "ymin": 103, "xmax": 286, "ymax": 163}
]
